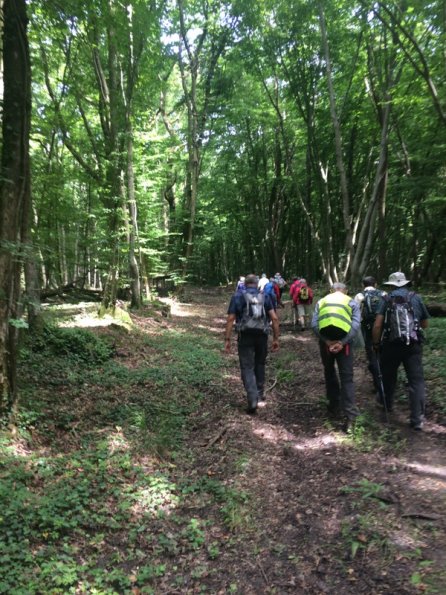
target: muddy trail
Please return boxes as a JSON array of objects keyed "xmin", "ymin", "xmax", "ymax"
[{"xmin": 164, "ymin": 288, "xmax": 446, "ymax": 594}]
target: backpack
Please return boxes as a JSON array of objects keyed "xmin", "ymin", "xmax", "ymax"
[
  {"xmin": 236, "ymin": 292, "xmax": 270, "ymax": 334},
  {"xmin": 362, "ymin": 288, "xmax": 383, "ymax": 329},
  {"xmin": 384, "ymin": 292, "xmax": 419, "ymax": 345},
  {"xmin": 299, "ymin": 285, "xmax": 309, "ymax": 301}
]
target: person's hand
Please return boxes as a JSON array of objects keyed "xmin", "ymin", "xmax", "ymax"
[
  {"xmin": 372, "ymin": 342, "xmax": 380, "ymax": 353},
  {"xmin": 224, "ymin": 338, "xmax": 231, "ymax": 354},
  {"xmin": 271, "ymin": 339, "xmax": 279, "ymax": 352},
  {"xmin": 327, "ymin": 340, "xmax": 343, "ymax": 354}
]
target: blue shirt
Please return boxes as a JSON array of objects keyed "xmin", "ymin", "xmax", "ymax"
[
  {"xmin": 376, "ymin": 287, "xmax": 430, "ymax": 321},
  {"xmin": 228, "ymin": 287, "xmax": 274, "ymax": 322}
]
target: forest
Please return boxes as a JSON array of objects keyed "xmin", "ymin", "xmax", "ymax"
[{"xmin": 1, "ymin": 0, "xmax": 446, "ymax": 593}]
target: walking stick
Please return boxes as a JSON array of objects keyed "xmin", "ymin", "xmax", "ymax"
[{"xmin": 375, "ymin": 356, "xmax": 389, "ymax": 423}]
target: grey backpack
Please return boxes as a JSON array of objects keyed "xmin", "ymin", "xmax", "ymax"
[
  {"xmin": 236, "ymin": 292, "xmax": 270, "ymax": 334},
  {"xmin": 384, "ymin": 292, "xmax": 419, "ymax": 345}
]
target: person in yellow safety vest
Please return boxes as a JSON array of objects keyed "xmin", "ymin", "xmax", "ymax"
[{"xmin": 311, "ymin": 282, "xmax": 361, "ymax": 433}]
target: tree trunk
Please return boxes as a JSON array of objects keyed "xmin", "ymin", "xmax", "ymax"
[
  {"xmin": 126, "ymin": 122, "xmax": 141, "ymax": 308},
  {"xmin": 0, "ymin": 0, "xmax": 31, "ymax": 414},
  {"xmin": 318, "ymin": 2, "xmax": 354, "ymax": 278}
]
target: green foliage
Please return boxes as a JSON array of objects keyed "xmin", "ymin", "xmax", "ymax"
[
  {"xmin": 27, "ymin": 324, "xmax": 114, "ymax": 365},
  {"xmin": 340, "ymin": 479, "xmax": 385, "ymax": 501},
  {"xmin": 423, "ymin": 319, "xmax": 446, "ymax": 414},
  {"xmin": 181, "ymin": 477, "xmax": 250, "ymax": 532}
]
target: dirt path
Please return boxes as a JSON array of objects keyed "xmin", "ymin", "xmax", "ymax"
[{"xmin": 167, "ymin": 289, "xmax": 446, "ymax": 594}]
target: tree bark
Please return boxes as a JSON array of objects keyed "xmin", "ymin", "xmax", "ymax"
[
  {"xmin": 0, "ymin": 0, "xmax": 31, "ymax": 414},
  {"xmin": 318, "ymin": 3, "xmax": 354, "ymax": 279}
]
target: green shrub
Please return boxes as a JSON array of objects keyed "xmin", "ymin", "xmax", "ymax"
[{"xmin": 29, "ymin": 324, "xmax": 113, "ymax": 364}]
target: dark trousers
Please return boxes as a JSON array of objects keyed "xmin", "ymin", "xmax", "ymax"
[
  {"xmin": 363, "ymin": 326, "xmax": 380, "ymax": 391},
  {"xmin": 238, "ymin": 332, "xmax": 268, "ymax": 408},
  {"xmin": 319, "ymin": 341, "xmax": 359, "ymax": 420},
  {"xmin": 380, "ymin": 341, "xmax": 426, "ymax": 425}
]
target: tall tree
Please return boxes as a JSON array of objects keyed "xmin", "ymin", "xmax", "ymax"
[{"xmin": 0, "ymin": 0, "xmax": 31, "ymax": 414}]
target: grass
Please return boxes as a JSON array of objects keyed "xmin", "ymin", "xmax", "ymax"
[
  {"xmin": 0, "ymin": 316, "xmax": 232, "ymax": 593},
  {"xmin": 1, "ymin": 300, "xmax": 445, "ymax": 594},
  {"xmin": 423, "ymin": 318, "xmax": 446, "ymax": 414}
]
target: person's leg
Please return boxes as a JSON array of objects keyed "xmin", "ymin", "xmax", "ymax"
[
  {"xmin": 363, "ymin": 327, "xmax": 380, "ymax": 392},
  {"xmin": 292, "ymin": 304, "xmax": 297, "ymax": 328},
  {"xmin": 297, "ymin": 304, "xmax": 305, "ymax": 330},
  {"xmin": 336, "ymin": 345, "xmax": 359, "ymax": 420},
  {"xmin": 402, "ymin": 343, "xmax": 426, "ymax": 428},
  {"xmin": 319, "ymin": 341, "xmax": 340, "ymax": 412},
  {"xmin": 254, "ymin": 334, "xmax": 269, "ymax": 404},
  {"xmin": 380, "ymin": 343, "xmax": 403, "ymax": 411},
  {"xmin": 238, "ymin": 333, "xmax": 259, "ymax": 411}
]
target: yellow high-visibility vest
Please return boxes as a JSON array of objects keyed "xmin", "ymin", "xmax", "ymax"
[{"xmin": 318, "ymin": 292, "xmax": 352, "ymax": 334}]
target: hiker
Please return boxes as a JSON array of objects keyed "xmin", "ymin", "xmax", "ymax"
[
  {"xmin": 225, "ymin": 274, "xmax": 280, "ymax": 414},
  {"xmin": 236, "ymin": 276, "xmax": 246, "ymax": 294},
  {"xmin": 289, "ymin": 277, "xmax": 303, "ymax": 302},
  {"xmin": 291, "ymin": 278, "xmax": 314, "ymax": 330},
  {"xmin": 372, "ymin": 272, "xmax": 430, "ymax": 431},
  {"xmin": 264, "ymin": 277, "xmax": 278, "ymax": 310},
  {"xmin": 311, "ymin": 282, "xmax": 361, "ymax": 432},
  {"xmin": 354, "ymin": 276, "xmax": 386, "ymax": 394},
  {"xmin": 274, "ymin": 272, "xmax": 286, "ymax": 305},
  {"xmin": 258, "ymin": 273, "xmax": 269, "ymax": 292},
  {"xmin": 273, "ymin": 278, "xmax": 281, "ymax": 307}
]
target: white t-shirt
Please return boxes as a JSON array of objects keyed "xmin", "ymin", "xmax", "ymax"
[{"xmin": 258, "ymin": 277, "xmax": 269, "ymax": 291}]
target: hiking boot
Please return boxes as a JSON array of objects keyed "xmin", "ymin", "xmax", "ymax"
[
  {"xmin": 327, "ymin": 402, "xmax": 340, "ymax": 417},
  {"xmin": 410, "ymin": 420, "xmax": 423, "ymax": 431},
  {"xmin": 246, "ymin": 406, "xmax": 257, "ymax": 415},
  {"xmin": 343, "ymin": 418, "xmax": 356, "ymax": 434}
]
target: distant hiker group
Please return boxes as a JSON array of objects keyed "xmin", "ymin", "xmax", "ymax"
[{"xmin": 225, "ymin": 270, "xmax": 430, "ymax": 433}]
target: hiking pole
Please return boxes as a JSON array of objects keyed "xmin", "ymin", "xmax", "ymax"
[{"xmin": 375, "ymin": 355, "xmax": 389, "ymax": 423}]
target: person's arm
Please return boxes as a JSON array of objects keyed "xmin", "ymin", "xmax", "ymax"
[
  {"xmin": 224, "ymin": 313, "xmax": 236, "ymax": 353},
  {"xmin": 372, "ymin": 314, "xmax": 384, "ymax": 349},
  {"xmin": 417, "ymin": 296, "xmax": 430, "ymax": 329},
  {"xmin": 311, "ymin": 302, "xmax": 323, "ymax": 340},
  {"xmin": 268, "ymin": 308, "xmax": 280, "ymax": 351},
  {"xmin": 341, "ymin": 300, "xmax": 361, "ymax": 345}
]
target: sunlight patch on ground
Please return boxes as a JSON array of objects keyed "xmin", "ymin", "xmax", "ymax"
[
  {"xmin": 252, "ymin": 422, "xmax": 341, "ymax": 450},
  {"xmin": 43, "ymin": 302, "xmax": 133, "ymax": 329},
  {"xmin": 292, "ymin": 334, "xmax": 314, "ymax": 343},
  {"xmin": 222, "ymin": 371, "xmax": 241, "ymax": 382},
  {"xmin": 131, "ymin": 476, "xmax": 179, "ymax": 517},
  {"xmin": 160, "ymin": 298, "xmax": 207, "ymax": 319},
  {"xmin": 107, "ymin": 428, "xmax": 130, "ymax": 454},
  {"xmin": 388, "ymin": 530, "xmax": 425, "ymax": 551},
  {"xmin": 402, "ymin": 462, "xmax": 446, "ymax": 495},
  {"xmin": 2, "ymin": 437, "xmax": 34, "ymax": 458},
  {"xmin": 170, "ymin": 304, "xmax": 194, "ymax": 317},
  {"xmin": 404, "ymin": 462, "xmax": 446, "ymax": 480}
]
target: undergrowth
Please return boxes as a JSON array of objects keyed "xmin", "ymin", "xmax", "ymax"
[
  {"xmin": 423, "ymin": 318, "xmax": 446, "ymax": 415},
  {"xmin": 0, "ymin": 319, "xmax": 243, "ymax": 593}
]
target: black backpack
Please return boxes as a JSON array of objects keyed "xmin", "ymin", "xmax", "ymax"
[
  {"xmin": 362, "ymin": 288, "xmax": 384, "ymax": 329},
  {"xmin": 236, "ymin": 292, "xmax": 270, "ymax": 334},
  {"xmin": 384, "ymin": 292, "xmax": 420, "ymax": 345}
]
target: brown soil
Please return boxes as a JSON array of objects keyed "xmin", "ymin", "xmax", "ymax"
[
  {"xmin": 159, "ymin": 288, "xmax": 446, "ymax": 594},
  {"xmin": 19, "ymin": 288, "xmax": 446, "ymax": 594}
]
